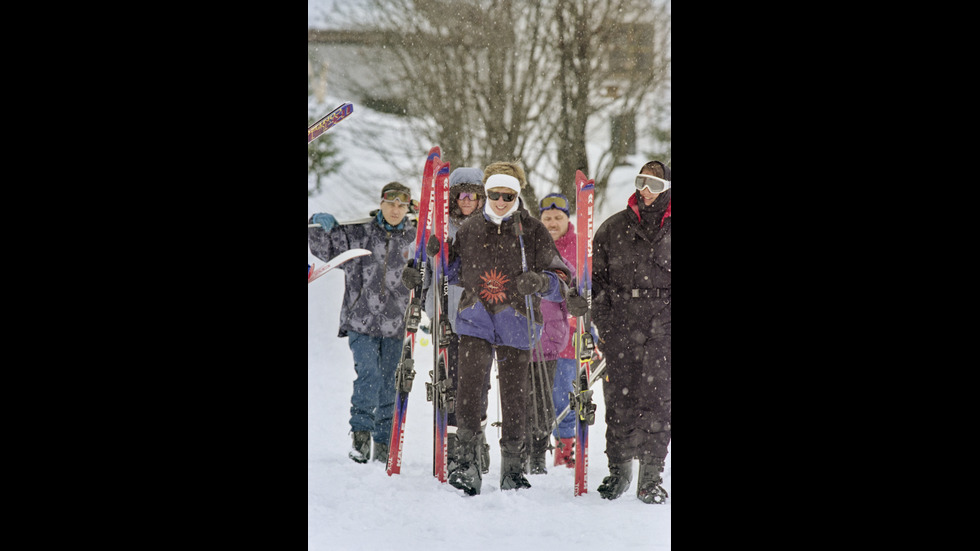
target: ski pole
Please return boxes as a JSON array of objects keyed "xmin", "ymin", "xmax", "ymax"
[{"xmin": 513, "ymin": 211, "xmax": 556, "ymax": 442}]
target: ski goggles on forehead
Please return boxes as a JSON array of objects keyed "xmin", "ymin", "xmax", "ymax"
[
  {"xmin": 381, "ymin": 190, "xmax": 412, "ymax": 206},
  {"xmin": 634, "ymin": 174, "xmax": 671, "ymax": 193},
  {"xmin": 539, "ymin": 196, "xmax": 569, "ymax": 214}
]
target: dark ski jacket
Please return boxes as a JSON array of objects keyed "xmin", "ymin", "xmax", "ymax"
[
  {"xmin": 422, "ymin": 179, "xmax": 487, "ymax": 333},
  {"xmin": 308, "ymin": 211, "xmax": 416, "ymax": 339},
  {"xmin": 447, "ymin": 203, "xmax": 570, "ymax": 350},
  {"xmin": 592, "ymin": 189, "xmax": 671, "ymax": 348},
  {"xmin": 423, "ymin": 210, "xmax": 469, "ymax": 334}
]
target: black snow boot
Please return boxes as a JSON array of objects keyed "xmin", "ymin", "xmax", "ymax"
[
  {"xmin": 500, "ymin": 453, "xmax": 532, "ymax": 490},
  {"xmin": 372, "ymin": 441, "xmax": 388, "ymax": 464},
  {"xmin": 636, "ymin": 458, "xmax": 668, "ymax": 504},
  {"xmin": 597, "ymin": 461, "xmax": 632, "ymax": 500},
  {"xmin": 448, "ymin": 430, "xmax": 482, "ymax": 496},
  {"xmin": 479, "ymin": 419, "xmax": 490, "ymax": 474},
  {"xmin": 447, "ymin": 432, "xmax": 460, "ymax": 476},
  {"xmin": 348, "ymin": 431, "xmax": 371, "ymax": 464},
  {"xmin": 525, "ymin": 435, "xmax": 549, "ymax": 475}
]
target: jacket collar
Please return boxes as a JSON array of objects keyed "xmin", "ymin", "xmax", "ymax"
[{"xmin": 628, "ymin": 191, "xmax": 671, "ymax": 228}]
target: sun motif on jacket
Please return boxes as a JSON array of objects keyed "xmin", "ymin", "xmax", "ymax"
[{"xmin": 479, "ymin": 268, "xmax": 510, "ymax": 304}]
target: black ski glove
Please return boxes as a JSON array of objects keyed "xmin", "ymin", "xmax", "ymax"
[
  {"xmin": 401, "ymin": 261, "xmax": 422, "ymax": 289},
  {"xmin": 426, "ymin": 234, "xmax": 441, "ymax": 257},
  {"xmin": 516, "ymin": 271, "xmax": 550, "ymax": 295},
  {"xmin": 567, "ymin": 291, "xmax": 589, "ymax": 317}
]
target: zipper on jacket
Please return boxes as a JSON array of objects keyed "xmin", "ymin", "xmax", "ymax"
[{"xmin": 380, "ymin": 232, "xmax": 391, "ymax": 301}]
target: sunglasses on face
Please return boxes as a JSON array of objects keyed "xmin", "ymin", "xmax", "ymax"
[
  {"xmin": 634, "ymin": 174, "xmax": 671, "ymax": 193},
  {"xmin": 457, "ymin": 191, "xmax": 481, "ymax": 201},
  {"xmin": 381, "ymin": 190, "xmax": 412, "ymax": 206},
  {"xmin": 486, "ymin": 190, "xmax": 517, "ymax": 202}
]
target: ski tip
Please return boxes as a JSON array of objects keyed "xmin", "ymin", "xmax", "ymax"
[{"xmin": 575, "ymin": 170, "xmax": 595, "ymax": 190}]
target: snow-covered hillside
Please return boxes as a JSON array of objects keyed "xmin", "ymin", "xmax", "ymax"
[{"xmin": 308, "ymin": 94, "xmax": 670, "ymax": 550}]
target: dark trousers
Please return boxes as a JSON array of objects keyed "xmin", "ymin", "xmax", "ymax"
[
  {"xmin": 602, "ymin": 335, "xmax": 671, "ymax": 464},
  {"xmin": 446, "ymin": 332, "xmax": 491, "ymax": 428},
  {"xmin": 457, "ymin": 335, "xmax": 529, "ymax": 457}
]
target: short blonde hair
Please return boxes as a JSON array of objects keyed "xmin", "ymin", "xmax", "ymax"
[{"xmin": 483, "ymin": 161, "xmax": 527, "ymax": 189}]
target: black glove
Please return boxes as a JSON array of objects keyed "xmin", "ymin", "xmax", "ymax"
[
  {"xmin": 426, "ymin": 234, "xmax": 441, "ymax": 257},
  {"xmin": 516, "ymin": 271, "xmax": 549, "ymax": 295},
  {"xmin": 401, "ymin": 261, "xmax": 422, "ymax": 289},
  {"xmin": 567, "ymin": 292, "xmax": 589, "ymax": 317}
]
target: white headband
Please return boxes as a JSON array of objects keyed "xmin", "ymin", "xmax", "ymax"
[{"xmin": 484, "ymin": 173, "xmax": 521, "ymax": 193}]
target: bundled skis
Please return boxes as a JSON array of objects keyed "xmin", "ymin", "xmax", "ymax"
[
  {"xmin": 428, "ymin": 159, "xmax": 452, "ymax": 483},
  {"xmin": 308, "ymin": 249, "xmax": 371, "ymax": 284},
  {"xmin": 572, "ymin": 170, "xmax": 597, "ymax": 497},
  {"xmin": 386, "ymin": 146, "xmax": 440, "ymax": 476},
  {"xmin": 551, "ymin": 356, "xmax": 605, "ymax": 431},
  {"xmin": 308, "ymin": 102, "xmax": 353, "ymax": 144}
]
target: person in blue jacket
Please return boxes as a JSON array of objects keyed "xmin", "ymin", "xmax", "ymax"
[
  {"xmin": 308, "ymin": 182, "xmax": 416, "ymax": 466},
  {"xmin": 437, "ymin": 162, "xmax": 570, "ymax": 495}
]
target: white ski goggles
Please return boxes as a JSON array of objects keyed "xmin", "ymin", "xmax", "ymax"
[{"xmin": 634, "ymin": 174, "xmax": 671, "ymax": 193}]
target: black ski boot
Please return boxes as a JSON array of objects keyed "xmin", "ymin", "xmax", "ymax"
[
  {"xmin": 597, "ymin": 461, "xmax": 632, "ymax": 500},
  {"xmin": 348, "ymin": 431, "xmax": 371, "ymax": 464},
  {"xmin": 448, "ymin": 430, "xmax": 482, "ymax": 496},
  {"xmin": 500, "ymin": 453, "xmax": 532, "ymax": 490},
  {"xmin": 372, "ymin": 441, "xmax": 388, "ymax": 465},
  {"xmin": 636, "ymin": 458, "xmax": 668, "ymax": 504}
]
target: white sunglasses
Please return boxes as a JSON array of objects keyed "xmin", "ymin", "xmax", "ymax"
[{"xmin": 634, "ymin": 174, "xmax": 671, "ymax": 193}]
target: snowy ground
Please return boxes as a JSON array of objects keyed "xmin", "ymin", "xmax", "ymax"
[
  {"xmin": 308, "ymin": 96, "xmax": 671, "ymax": 549},
  {"xmin": 308, "ymin": 268, "xmax": 671, "ymax": 550}
]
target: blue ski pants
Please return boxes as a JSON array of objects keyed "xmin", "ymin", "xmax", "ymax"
[
  {"xmin": 347, "ymin": 331, "xmax": 401, "ymax": 445},
  {"xmin": 552, "ymin": 358, "xmax": 578, "ymax": 439}
]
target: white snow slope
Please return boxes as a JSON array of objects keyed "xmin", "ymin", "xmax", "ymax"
[{"xmin": 308, "ymin": 97, "xmax": 670, "ymax": 550}]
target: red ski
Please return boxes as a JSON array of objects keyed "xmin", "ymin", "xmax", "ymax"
[
  {"xmin": 573, "ymin": 170, "xmax": 597, "ymax": 496},
  {"xmin": 386, "ymin": 146, "xmax": 440, "ymax": 476},
  {"xmin": 429, "ymin": 159, "xmax": 452, "ymax": 483}
]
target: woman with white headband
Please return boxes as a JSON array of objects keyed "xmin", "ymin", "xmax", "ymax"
[{"xmin": 434, "ymin": 161, "xmax": 570, "ymax": 496}]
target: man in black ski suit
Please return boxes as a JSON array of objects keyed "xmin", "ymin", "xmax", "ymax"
[{"xmin": 578, "ymin": 160, "xmax": 671, "ymax": 504}]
